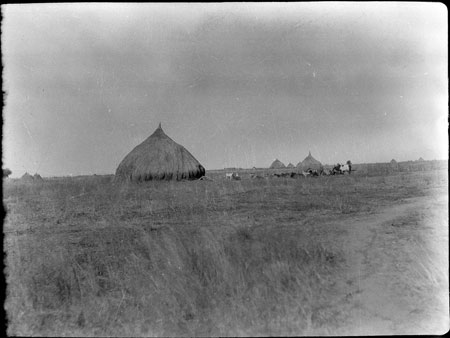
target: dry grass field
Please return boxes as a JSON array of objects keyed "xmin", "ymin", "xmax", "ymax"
[{"xmin": 3, "ymin": 168, "xmax": 448, "ymax": 336}]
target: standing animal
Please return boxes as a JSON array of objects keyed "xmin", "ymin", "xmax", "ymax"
[
  {"xmin": 332, "ymin": 164, "xmax": 342, "ymax": 175},
  {"xmin": 226, "ymin": 172, "xmax": 241, "ymax": 180},
  {"xmin": 340, "ymin": 164, "xmax": 351, "ymax": 174},
  {"xmin": 332, "ymin": 164, "xmax": 351, "ymax": 175},
  {"xmin": 301, "ymin": 171, "xmax": 311, "ymax": 178}
]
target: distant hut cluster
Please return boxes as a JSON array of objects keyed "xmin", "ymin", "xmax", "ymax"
[
  {"xmin": 268, "ymin": 151, "xmax": 324, "ymax": 174},
  {"xmin": 265, "ymin": 151, "xmax": 355, "ymax": 177},
  {"xmin": 115, "ymin": 124, "xmax": 205, "ymax": 182},
  {"xmin": 20, "ymin": 172, "xmax": 43, "ymax": 181}
]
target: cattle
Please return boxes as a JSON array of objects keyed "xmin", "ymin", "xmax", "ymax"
[
  {"xmin": 301, "ymin": 171, "xmax": 311, "ymax": 178},
  {"xmin": 340, "ymin": 164, "xmax": 351, "ymax": 174},
  {"xmin": 331, "ymin": 164, "xmax": 342, "ymax": 175},
  {"xmin": 302, "ymin": 168, "xmax": 319, "ymax": 177},
  {"xmin": 226, "ymin": 172, "xmax": 241, "ymax": 180},
  {"xmin": 271, "ymin": 172, "xmax": 301, "ymax": 178},
  {"xmin": 332, "ymin": 163, "xmax": 351, "ymax": 175},
  {"xmin": 309, "ymin": 169, "xmax": 320, "ymax": 177},
  {"xmin": 250, "ymin": 174, "xmax": 265, "ymax": 179},
  {"xmin": 322, "ymin": 169, "xmax": 332, "ymax": 176}
]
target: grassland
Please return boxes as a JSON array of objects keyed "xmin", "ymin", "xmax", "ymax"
[{"xmin": 3, "ymin": 169, "xmax": 448, "ymax": 336}]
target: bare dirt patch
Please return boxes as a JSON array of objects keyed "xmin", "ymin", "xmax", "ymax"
[{"xmin": 330, "ymin": 194, "xmax": 449, "ymax": 335}]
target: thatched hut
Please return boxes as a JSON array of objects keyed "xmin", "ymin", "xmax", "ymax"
[
  {"xmin": 115, "ymin": 124, "xmax": 205, "ymax": 182},
  {"xmin": 3, "ymin": 168, "xmax": 12, "ymax": 178},
  {"xmin": 34, "ymin": 173, "xmax": 43, "ymax": 180},
  {"xmin": 390, "ymin": 159, "xmax": 399, "ymax": 171},
  {"xmin": 269, "ymin": 159, "xmax": 286, "ymax": 169},
  {"xmin": 21, "ymin": 172, "xmax": 34, "ymax": 181},
  {"xmin": 297, "ymin": 151, "xmax": 323, "ymax": 171},
  {"xmin": 286, "ymin": 163, "xmax": 295, "ymax": 168}
]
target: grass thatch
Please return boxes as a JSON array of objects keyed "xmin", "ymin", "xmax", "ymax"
[
  {"xmin": 269, "ymin": 159, "xmax": 286, "ymax": 169},
  {"xmin": 115, "ymin": 125, "xmax": 205, "ymax": 182},
  {"xmin": 297, "ymin": 152, "xmax": 323, "ymax": 171},
  {"xmin": 21, "ymin": 172, "xmax": 34, "ymax": 181}
]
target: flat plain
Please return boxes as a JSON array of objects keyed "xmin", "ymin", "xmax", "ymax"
[{"xmin": 3, "ymin": 168, "xmax": 448, "ymax": 336}]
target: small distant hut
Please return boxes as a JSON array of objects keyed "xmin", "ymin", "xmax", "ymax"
[
  {"xmin": 34, "ymin": 173, "xmax": 43, "ymax": 181},
  {"xmin": 115, "ymin": 123, "xmax": 205, "ymax": 182},
  {"xmin": 269, "ymin": 159, "xmax": 286, "ymax": 169},
  {"xmin": 390, "ymin": 159, "xmax": 399, "ymax": 171},
  {"xmin": 418, "ymin": 157, "xmax": 425, "ymax": 162},
  {"xmin": 297, "ymin": 151, "xmax": 323, "ymax": 171},
  {"xmin": 286, "ymin": 163, "xmax": 295, "ymax": 168},
  {"xmin": 21, "ymin": 172, "xmax": 34, "ymax": 181},
  {"xmin": 3, "ymin": 168, "xmax": 12, "ymax": 178}
]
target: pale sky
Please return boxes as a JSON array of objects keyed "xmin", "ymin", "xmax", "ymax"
[{"xmin": 2, "ymin": 3, "xmax": 448, "ymax": 177}]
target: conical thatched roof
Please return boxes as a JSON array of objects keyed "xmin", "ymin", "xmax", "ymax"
[
  {"xmin": 297, "ymin": 151, "xmax": 322, "ymax": 170},
  {"xmin": 34, "ymin": 173, "xmax": 43, "ymax": 180},
  {"xmin": 115, "ymin": 124, "xmax": 205, "ymax": 182},
  {"xmin": 418, "ymin": 157, "xmax": 425, "ymax": 162},
  {"xmin": 21, "ymin": 172, "xmax": 34, "ymax": 181},
  {"xmin": 390, "ymin": 159, "xmax": 399, "ymax": 170},
  {"xmin": 287, "ymin": 163, "xmax": 295, "ymax": 168},
  {"xmin": 270, "ymin": 159, "xmax": 286, "ymax": 169}
]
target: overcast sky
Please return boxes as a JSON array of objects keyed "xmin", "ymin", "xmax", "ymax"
[{"xmin": 2, "ymin": 3, "xmax": 448, "ymax": 177}]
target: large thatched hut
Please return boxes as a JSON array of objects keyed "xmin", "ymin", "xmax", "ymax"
[
  {"xmin": 115, "ymin": 124, "xmax": 205, "ymax": 182},
  {"xmin": 269, "ymin": 159, "xmax": 286, "ymax": 169},
  {"xmin": 297, "ymin": 151, "xmax": 323, "ymax": 171}
]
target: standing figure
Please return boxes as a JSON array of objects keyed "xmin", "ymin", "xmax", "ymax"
[{"xmin": 346, "ymin": 160, "xmax": 352, "ymax": 174}]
